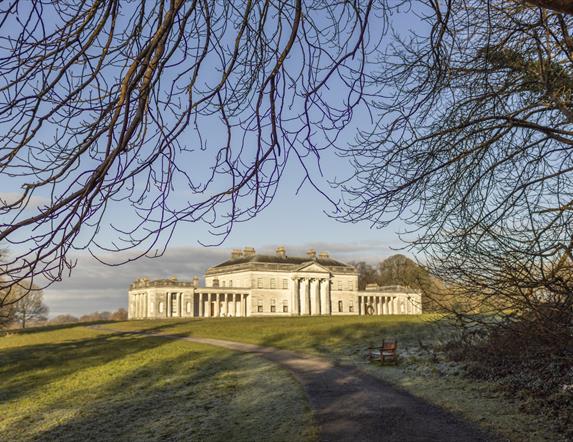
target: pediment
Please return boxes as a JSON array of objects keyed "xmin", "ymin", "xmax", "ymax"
[{"xmin": 295, "ymin": 262, "xmax": 330, "ymax": 274}]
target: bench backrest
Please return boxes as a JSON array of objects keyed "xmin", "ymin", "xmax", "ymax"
[{"xmin": 382, "ymin": 340, "xmax": 397, "ymax": 351}]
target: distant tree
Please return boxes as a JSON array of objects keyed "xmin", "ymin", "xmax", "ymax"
[
  {"xmin": 80, "ymin": 311, "xmax": 112, "ymax": 322},
  {"xmin": 50, "ymin": 314, "xmax": 79, "ymax": 324},
  {"xmin": 352, "ymin": 255, "xmax": 445, "ymax": 311},
  {"xmin": 0, "ymin": 288, "xmax": 18, "ymax": 329},
  {"xmin": 12, "ymin": 287, "xmax": 48, "ymax": 329},
  {"xmin": 111, "ymin": 308, "xmax": 128, "ymax": 321},
  {"xmin": 350, "ymin": 261, "xmax": 378, "ymax": 290},
  {"xmin": 377, "ymin": 255, "xmax": 430, "ymax": 288}
]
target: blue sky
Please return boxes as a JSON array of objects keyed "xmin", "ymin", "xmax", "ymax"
[{"xmin": 0, "ymin": 3, "xmax": 424, "ymax": 317}]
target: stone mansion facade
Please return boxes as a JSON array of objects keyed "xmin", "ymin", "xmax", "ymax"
[{"xmin": 128, "ymin": 247, "xmax": 422, "ymax": 319}]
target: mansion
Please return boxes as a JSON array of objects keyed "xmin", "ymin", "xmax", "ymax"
[{"xmin": 128, "ymin": 247, "xmax": 422, "ymax": 319}]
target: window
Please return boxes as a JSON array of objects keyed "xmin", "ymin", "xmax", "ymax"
[
  {"xmin": 337, "ymin": 280, "xmax": 342, "ymax": 290},
  {"xmin": 222, "ymin": 281, "xmax": 226, "ymax": 287},
  {"xmin": 159, "ymin": 302, "xmax": 164, "ymax": 313},
  {"xmin": 270, "ymin": 278, "xmax": 276, "ymax": 289},
  {"xmin": 229, "ymin": 280, "xmax": 233, "ymax": 287},
  {"xmin": 186, "ymin": 302, "xmax": 191, "ymax": 313},
  {"xmin": 270, "ymin": 298, "xmax": 276, "ymax": 313},
  {"xmin": 257, "ymin": 299, "xmax": 263, "ymax": 313},
  {"xmin": 282, "ymin": 279, "xmax": 288, "ymax": 289},
  {"xmin": 257, "ymin": 278, "xmax": 263, "ymax": 288},
  {"xmin": 283, "ymin": 300, "xmax": 288, "ymax": 313},
  {"xmin": 349, "ymin": 300, "xmax": 354, "ymax": 313},
  {"xmin": 338, "ymin": 300, "xmax": 343, "ymax": 312},
  {"xmin": 347, "ymin": 280, "xmax": 353, "ymax": 290}
]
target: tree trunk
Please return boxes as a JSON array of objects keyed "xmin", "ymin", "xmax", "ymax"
[{"xmin": 523, "ymin": 0, "xmax": 573, "ymax": 15}]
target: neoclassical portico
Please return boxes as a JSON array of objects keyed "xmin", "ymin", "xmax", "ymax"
[
  {"xmin": 128, "ymin": 246, "xmax": 422, "ymax": 319},
  {"xmin": 291, "ymin": 266, "xmax": 332, "ymax": 315}
]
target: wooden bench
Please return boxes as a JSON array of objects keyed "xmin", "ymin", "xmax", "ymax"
[{"xmin": 368, "ymin": 339, "xmax": 398, "ymax": 364}]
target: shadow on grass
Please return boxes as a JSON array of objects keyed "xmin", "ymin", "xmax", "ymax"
[
  {"xmin": 0, "ymin": 320, "xmax": 117, "ymax": 336},
  {"xmin": 0, "ymin": 323, "xmax": 179, "ymax": 404},
  {"xmin": 4, "ymin": 329, "xmax": 313, "ymax": 442}
]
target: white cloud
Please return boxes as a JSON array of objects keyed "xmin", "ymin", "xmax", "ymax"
[{"xmin": 0, "ymin": 192, "xmax": 49, "ymax": 209}]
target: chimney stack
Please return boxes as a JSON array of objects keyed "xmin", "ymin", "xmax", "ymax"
[
  {"xmin": 306, "ymin": 248, "xmax": 317, "ymax": 259},
  {"xmin": 318, "ymin": 251, "xmax": 330, "ymax": 259},
  {"xmin": 243, "ymin": 246, "xmax": 256, "ymax": 257},
  {"xmin": 231, "ymin": 249, "xmax": 243, "ymax": 259},
  {"xmin": 192, "ymin": 275, "xmax": 199, "ymax": 288},
  {"xmin": 276, "ymin": 246, "xmax": 286, "ymax": 258}
]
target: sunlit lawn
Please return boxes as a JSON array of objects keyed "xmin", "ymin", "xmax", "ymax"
[
  {"xmin": 0, "ymin": 326, "xmax": 315, "ymax": 442},
  {"xmin": 102, "ymin": 315, "xmax": 561, "ymax": 442}
]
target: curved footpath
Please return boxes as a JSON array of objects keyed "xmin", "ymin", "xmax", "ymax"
[{"xmin": 93, "ymin": 327, "xmax": 496, "ymax": 442}]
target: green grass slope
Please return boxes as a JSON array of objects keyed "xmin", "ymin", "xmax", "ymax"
[
  {"xmin": 0, "ymin": 326, "xmax": 315, "ymax": 442},
  {"xmin": 102, "ymin": 315, "xmax": 561, "ymax": 441}
]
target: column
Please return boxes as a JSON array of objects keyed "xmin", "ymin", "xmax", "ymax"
[
  {"xmin": 291, "ymin": 279, "xmax": 299, "ymax": 316},
  {"xmin": 214, "ymin": 294, "xmax": 220, "ymax": 317},
  {"xmin": 306, "ymin": 280, "xmax": 312, "ymax": 315},
  {"xmin": 145, "ymin": 292, "xmax": 148, "ymax": 318},
  {"xmin": 206, "ymin": 294, "xmax": 212, "ymax": 317},
  {"xmin": 310, "ymin": 279, "xmax": 320, "ymax": 315},
  {"xmin": 327, "ymin": 280, "xmax": 332, "ymax": 315},
  {"xmin": 300, "ymin": 279, "xmax": 308, "ymax": 315},
  {"xmin": 320, "ymin": 279, "xmax": 330, "ymax": 315},
  {"xmin": 198, "ymin": 293, "xmax": 204, "ymax": 317},
  {"xmin": 358, "ymin": 296, "xmax": 362, "ymax": 315},
  {"xmin": 234, "ymin": 293, "xmax": 239, "ymax": 317},
  {"xmin": 295, "ymin": 279, "xmax": 301, "ymax": 315}
]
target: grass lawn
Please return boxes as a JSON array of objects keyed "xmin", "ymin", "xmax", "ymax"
[
  {"xmin": 0, "ymin": 325, "xmax": 315, "ymax": 442},
  {"xmin": 100, "ymin": 315, "xmax": 562, "ymax": 442}
]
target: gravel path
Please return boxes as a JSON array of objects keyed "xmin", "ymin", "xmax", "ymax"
[{"xmin": 95, "ymin": 327, "xmax": 496, "ymax": 442}]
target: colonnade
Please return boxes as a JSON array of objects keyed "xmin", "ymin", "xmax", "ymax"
[
  {"xmin": 132, "ymin": 292, "xmax": 148, "ymax": 319},
  {"xmin": 291, "ymin": 277, "xmax": 331, "ymax": 316},
  {"xmin": 196, "ymin": 292, "xmax": 249, "ymax": 318},
  {"xmin": 163, "ymin": 291, "xmax": 185, "ymax": 318},
  {"xmin": 358, "ymin": 295, "xmax": 419, "ymax": 315}
]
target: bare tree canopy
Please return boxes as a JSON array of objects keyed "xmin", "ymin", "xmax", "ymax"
[
  {"xmin": 340, "ymin": 3, "xmax": 573, "ymax": 259},
  {"xmin": 1, "ymin": 0, "xmax": 571, "ymax": 293},
  {"xmin": 0, "ymin": 0, "xmax": 390, "ymax": 289}
]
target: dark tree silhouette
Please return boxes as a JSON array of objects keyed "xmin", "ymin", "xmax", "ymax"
[
  {"xmin": 337, "ymin": 1, "xmax": 573, "ymax": 327},
  {"xmin": 1, "ymin": 0, "xmax": 572, "ymax": 302},
  {"xmin": 0, "ymin": 0, "xmax": 387, "ymax": 292},
  {"xmin": 12, "ymin": 287, "xmax": 48, "ymax": 328}
]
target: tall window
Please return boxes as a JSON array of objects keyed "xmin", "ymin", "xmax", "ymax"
[
  {"xmin": 349, "ymin": 300, "xmax": 354, "ymax": 313},
  {"xmin": 283, "ymin": 300, "xmax": 288, "ymax": 312},
  {"xmin": 282, "ymin": 279, "xmax": 288, "ymax": 289},
  {"xmin": 257, "ymin": 299, "xmax": 263, "ymax": 313},
  {"xmin": 150, "ymin": 302, "xmax": 154, "ymax": 313},
  {"xmin": 338, "ymin": 300, "xmax": 343, "ymax": 312},
  {"xmin": 270, "ymin": 278, "xmax": 276, "ymax": 289},
  {"xmin": 257, "ymin": 278, "xmax": 263, "ymax": 288},
  {"xmin": 270, "ymin": 298, "xmax": 276, "ymax": 313}
]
